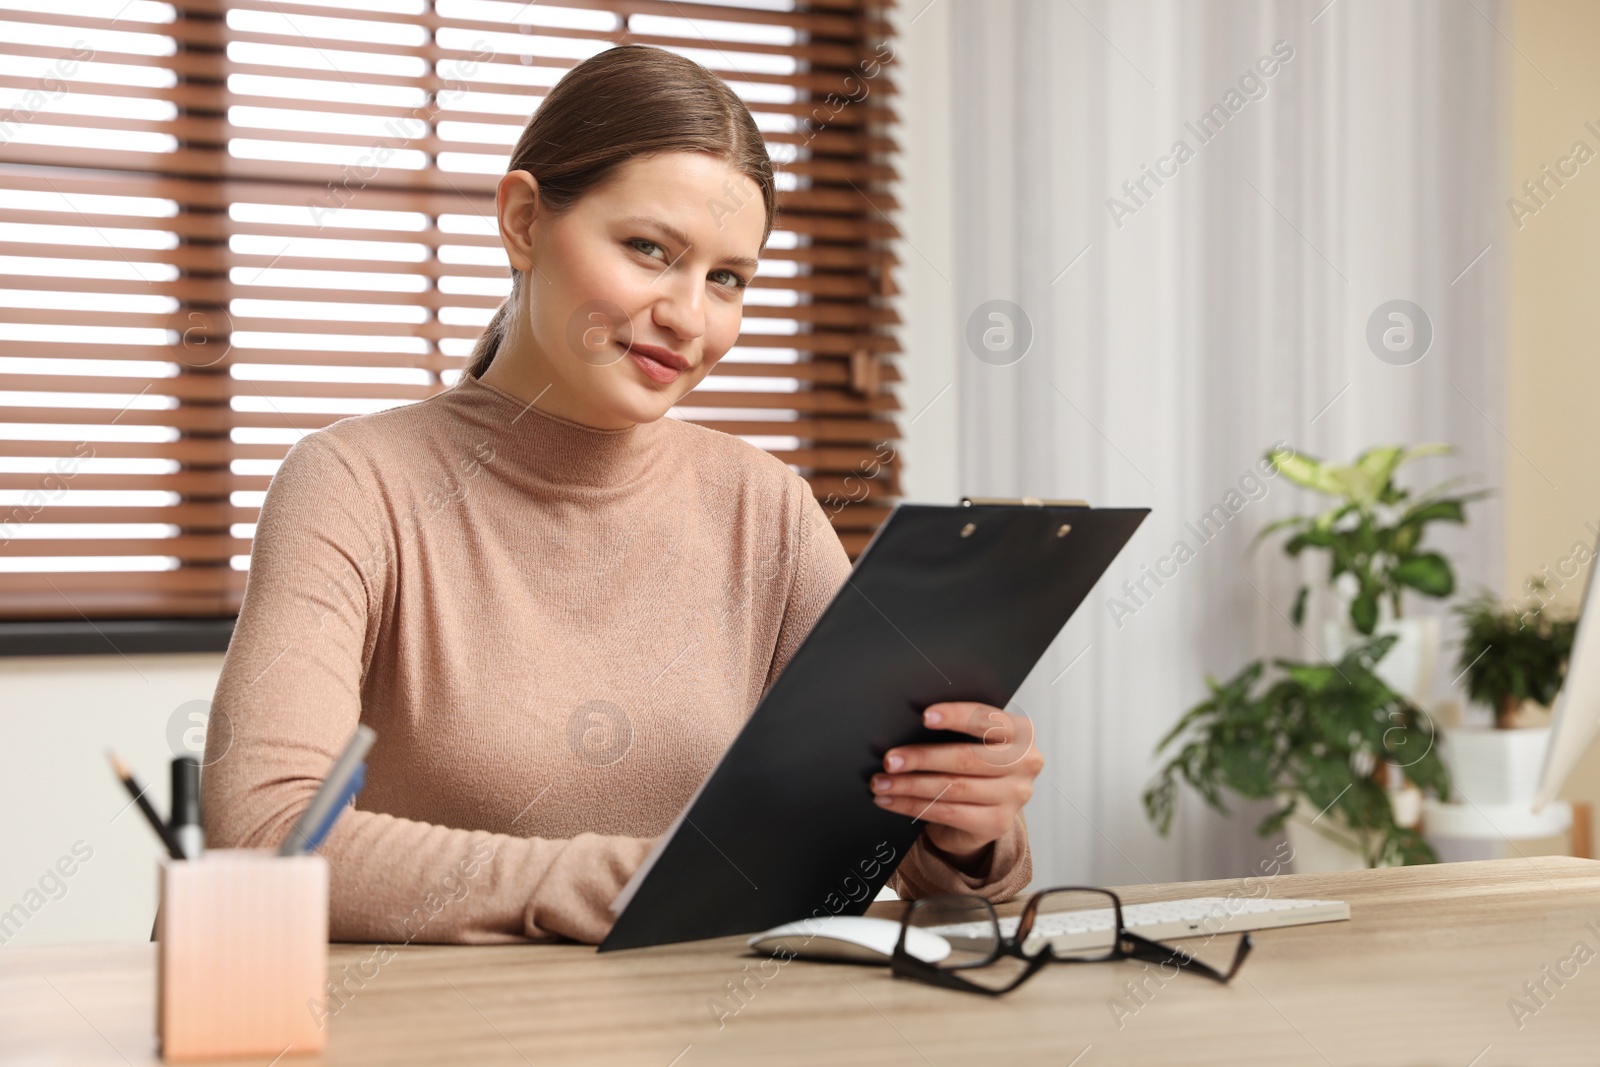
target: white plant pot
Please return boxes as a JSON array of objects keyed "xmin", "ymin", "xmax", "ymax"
[
  {"xmin": 1284, "ymin": 811, "xmax": 1368, "ymax": 872},
  {"xmin": 1280, "ymin": 787, "xmax": 1418, "ymax": 872},
  {"xmin": 1441, "ymin": 726, "xmax": 1551, "ymax": 807},
  {"xmin": 1324, "ymin": 615, "xmax": 1440, "ymax": 705},
  {"xmin": 1389, "ymin": 784, "xmax": 1423, "ymax": 828}
]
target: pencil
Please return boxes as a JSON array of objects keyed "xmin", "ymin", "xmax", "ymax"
[{"xmin": 109, "ymin": 751, "xmax": 185, "ymax": 860}]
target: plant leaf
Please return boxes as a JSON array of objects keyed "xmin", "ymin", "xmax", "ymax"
[
  {"xmin": 1393, "ymin": 553, "xmax": 1454, "ymax": 597},
  {"xmin": 1343, "ymin": 446, "xmax": 1407, "ymax": 507},
  {"xmin": 1351, "ymin": 589, "xmax": 1379, "ymax": 635},
  {"xmin": 1269, "ymin": 449, "xmax": 1346, "ymax": 497},
  {"xmin": 1400, "ymin": 442, "xmax": 1454, "ymax": 464},
  {"xmin": 1250, "ymin": 515, "xmax": 1310, "ymax": 552},
  {"xmin": 1286, "ymin": 527, "xmax": 1338, "ymax": 557},
  {"xmin": 1283, "ymin": 662, "xmax": 1338, "ymax": 692},
  {"xmin": 1401, "ymin": 499, "xmax": 1466, "ymax": 526}
]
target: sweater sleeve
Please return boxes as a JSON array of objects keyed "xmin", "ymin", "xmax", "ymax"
[
  {"xmin": 888, "ymin": 810, "xmax": 1033, "ymax": 903},
  {"xmin": 201, "ymin": 431, "xmax": 656, "ymax": 946},
  {"xmin": 762, "ymin": 478, "xmax": 1033, "ymax": 904}
]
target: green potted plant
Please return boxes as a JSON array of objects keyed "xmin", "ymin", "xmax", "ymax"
[
  {"xmin": 1144, "ymin": 635, "xmax": 1451, "ymax": 869},
  {"xmin": 1256, "ymin": 443, "xmax": 1486, "ymax": 703},
  {"xmin": 1455, "ymin": 585, "xmax": 1576, "ymax": 729},
  {"xmin": 1436, "ymin": 587, "xmax": 1577, "ymax": 816}
]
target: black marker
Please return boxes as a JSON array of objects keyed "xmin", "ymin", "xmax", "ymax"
[{"xmin": 169, "ymin": 756, "xmax": 203, "ymax": 860}]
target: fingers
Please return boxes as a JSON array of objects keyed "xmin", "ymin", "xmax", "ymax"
[
  {"xmin": 870, "ymin": 794, "xmax": 1016, "ymax": 842},
  {"xmin": 884, "ymin": 736, "xmax": 1045, "ymax": 778},
  {"xmin": 887, "ymin": 703, "xmax": 1039, "ymax": 775},
  {"xmin": 871, "ymin": 703, "xmax": 1043, "ymax": 847},
  {"xmin": 871, "ymin": 770, "xmax": 1033, "ymax": 808},
  {"xmin": 921, "ymin": 701, "xmax": 1029, "ymax": 744}
]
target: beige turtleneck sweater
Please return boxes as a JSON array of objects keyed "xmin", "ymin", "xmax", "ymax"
[{"xmin": 202, "ymin": 372, "xmax": 1031, "ymax": 945}]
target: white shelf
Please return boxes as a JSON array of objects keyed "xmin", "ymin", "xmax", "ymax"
[{"xmin": 1423, "ymin": 798, "xmax": 1572, "ymax": 840}]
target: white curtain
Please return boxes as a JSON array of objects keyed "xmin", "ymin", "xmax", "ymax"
[{"xmin": 939, "ymin": 0, "xmax": 1510, "ymax": 886}]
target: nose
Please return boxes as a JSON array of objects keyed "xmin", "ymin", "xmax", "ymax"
[{"xmin": 649, "ymin": 267, "xmax": 705, "ymax": 345}]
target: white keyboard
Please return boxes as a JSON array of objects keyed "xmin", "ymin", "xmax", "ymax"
[{"xmin": 930, "ymin": 896, "xmax": 1350, "ymax": 953}]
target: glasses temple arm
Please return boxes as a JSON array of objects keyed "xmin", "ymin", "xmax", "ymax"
[{"xmin": 1121, "ymin": 930, "xmax": 1253, "ymax": 983}]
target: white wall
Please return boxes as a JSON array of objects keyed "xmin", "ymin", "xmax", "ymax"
[
  {"xmin": 0, "ymin": 653, "xmax": 224, "ymax": 946},
  {"xmin": 891, "ymin": 0, "xmax": 960, "ymax": 506},
  {"xmin": 1504, "ymin": 0, "xmax": 1600, "ymax": 848}
]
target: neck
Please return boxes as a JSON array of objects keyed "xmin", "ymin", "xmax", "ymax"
[
  {"xmin": 480, "ymin": 306, "xmax": 636, "ymax": 431},
  {"xmin": 449, "ymin": 372, "xmax": 664, "ymax": 491}
]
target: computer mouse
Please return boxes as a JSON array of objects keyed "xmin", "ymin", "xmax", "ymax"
[{"xmin": 747, "ymin": 915, "xmax": 952, "ymax": 965}]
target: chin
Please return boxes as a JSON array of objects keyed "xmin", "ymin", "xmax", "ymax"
[{"xmin": 605, "ymin": 385, "xmax": 676, "ymax": 425}]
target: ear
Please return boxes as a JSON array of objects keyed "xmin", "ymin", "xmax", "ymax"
[{"xmin": 497, "ymin": 169, "xmax": 542, "ymax": 273}]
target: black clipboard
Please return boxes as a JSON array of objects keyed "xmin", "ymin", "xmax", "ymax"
[{"xmin": 599, "ymin": 499, "xmax": 1148, "ymax": 952}]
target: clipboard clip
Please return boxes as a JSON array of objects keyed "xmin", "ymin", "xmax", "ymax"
[{"xmin": 960, "ymin": 496, "xmax": 1090, "ymax": 507}]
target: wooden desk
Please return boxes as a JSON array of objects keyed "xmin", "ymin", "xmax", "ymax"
[{"xmin": 3, "ymin": 858, "xmax": 1597, "ymax": 1066}]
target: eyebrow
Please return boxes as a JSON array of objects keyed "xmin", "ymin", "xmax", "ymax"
[{"xmin": 622, "ymin": 215, "xmax": 759, "ymax": 271}]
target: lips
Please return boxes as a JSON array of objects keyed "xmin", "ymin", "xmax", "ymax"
[
  {"xmin": 624, "ymin": 341, "xmax": 691, "ymax": 384},
  {"xmin": 630, "ymin": 343, "xmax": 691, "ymax": 372}
]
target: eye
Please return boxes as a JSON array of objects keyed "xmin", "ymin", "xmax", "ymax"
[
  {"xmin": 627, "ymin": 238, "xmax": 667, "ymax": 262},
  {"xmin": 709, "ymin": 268, "xmax": 749, "ymax": 290}
]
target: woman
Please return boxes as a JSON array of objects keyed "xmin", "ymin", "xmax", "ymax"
[{"xmin": 203, "ymin": 45, "xmax": 1041, "ymax": 945}]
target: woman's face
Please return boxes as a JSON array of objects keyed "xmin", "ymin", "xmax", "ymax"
[{"xmin": 492, "ymin": 151, "xmax": 767, "ymax": 430}]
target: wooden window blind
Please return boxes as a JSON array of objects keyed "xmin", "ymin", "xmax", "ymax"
[{"xmin": 0, "ymin": 0, "xmax": 900, "ymax": 623}]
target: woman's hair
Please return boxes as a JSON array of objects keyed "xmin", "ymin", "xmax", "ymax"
[{"xmin": 463, "ymin": 45, "xmax": 777, "ymax": 381}]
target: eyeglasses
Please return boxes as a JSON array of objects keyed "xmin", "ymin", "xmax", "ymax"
[{"xmin": 890, "ymin": 886, "xmax": 1252, "ymax": 996}]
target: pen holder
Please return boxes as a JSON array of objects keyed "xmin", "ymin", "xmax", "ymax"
[{"xmin": 156, "ymin": 849, "xmax": 328, "ymax": 1062}]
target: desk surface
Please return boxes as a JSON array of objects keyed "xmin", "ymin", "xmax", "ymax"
[{"xmin": 3, "ymin": 857, "xmax": 1598, "ymax": 1067}]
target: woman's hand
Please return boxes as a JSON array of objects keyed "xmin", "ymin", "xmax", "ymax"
[{"xmin": 870, "ymin": 701, "xmax": 1043, "ymax": 868}]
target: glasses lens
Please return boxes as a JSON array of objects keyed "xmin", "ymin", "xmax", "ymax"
[
  {"xmin": 907, "ymin": 896, "xmax": 998, "ymax": 969},
  {"xmin": 1025, "ymin": 890, "xmax": 1120, "ymax": 960}
]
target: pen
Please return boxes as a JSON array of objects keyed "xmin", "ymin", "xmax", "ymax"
[
  {"xmin": 169, "ymin": 756, "xmax": 203, "ymax": 860},
  {"xmin": 278, "ymin": 725, "xmax": 376, "ymax": 857},
  {"xmin": 301, "ymin": 762, "xmax": 365, "ymax": 853},
  {"xmin": 108, "ymin": 751, "xmax": 185, "ymax": 861}
]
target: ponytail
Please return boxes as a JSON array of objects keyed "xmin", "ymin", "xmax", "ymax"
[{"xmin": 464, "ymin": 270, "xmax": 523, "ymax": 381}]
